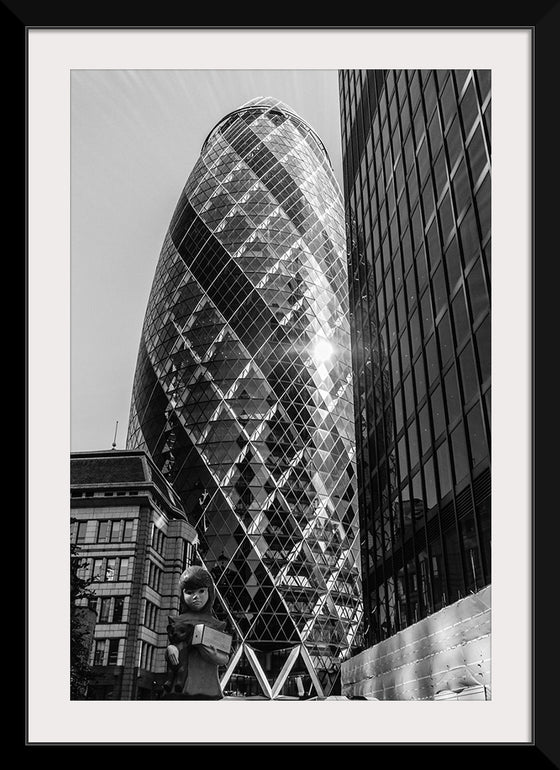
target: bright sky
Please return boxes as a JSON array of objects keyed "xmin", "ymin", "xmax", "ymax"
[{"xmin": 71, "ymin": 69, "xmax": 343, "ymax": 452}]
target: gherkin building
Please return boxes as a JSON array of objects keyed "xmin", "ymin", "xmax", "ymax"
[{"xmin": 127, "ymin": 97, "xmax": 362, "ymax": 698}]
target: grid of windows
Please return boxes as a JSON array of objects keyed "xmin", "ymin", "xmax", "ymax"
[
  {"xmin": 138, "ymin": 641, "xmax": 157, "ymax": 671},
  {"xmin": 72, "ymin": 518, "xmax": 136, "ymax": 544},
  {"xmin": 149, "ymin": 522, "xmax": 165, "ymax": 554},
  {"xmin": 96, "ymin": 518, "xmax": 136, "ymax": 543},
  {"xmin": 143, "ymin": 599, "xmax": 159, "ymax": 631},
  {"xmin": 92, "ymin": 638, "xmax": 123, "ymax": 667},
  {"xmin": 97, "ymin": 596, "xmax": 127, "ymax": 624},
  {"xmin": 87, "ymin": 556, "xmax": 132, "ymax": 583},
  {"xmin": 127, "ymin": 96, "xmax": 362, "ymax": 691},
  {"xmin": 146, "ymin": 560, "xmax": 163, "ymax": 592},
  {"xmin": 340, "ymin": 70, "xmax": 491, "ymax": 645}
]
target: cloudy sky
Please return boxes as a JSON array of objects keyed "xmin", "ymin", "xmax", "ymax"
[{"xmin": 71, "ymin": 69, "xmax": 344, "ymax": 452}]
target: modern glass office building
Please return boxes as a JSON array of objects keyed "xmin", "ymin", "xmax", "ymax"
[
  {"xmin": 127, "ymin": 97, "xmax": 362, "ymax": 697},
  {"xmin": 339, "ymin": 70, "xmax": 491, "ymax": 664}
]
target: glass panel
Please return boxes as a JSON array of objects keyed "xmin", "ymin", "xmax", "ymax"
[
  {"xmin": 414, "ymin": 356, "xmax": 427, "ymax": 403},
  {"xmin": 110, "ymin": 520, "xmax": 122, "ymax": 543},
  {"xmin": 113, "ymin": 597, "xmax": 125, "ymax": 623},
  {"xmin": 426, "ymin": 217, "xmax": 440, "ymax": 271},
  {"xmin": 467, "ymin": 124, "xmax": 487, "ymax": 184},
  {"xmin": 423, "ymin": 456, "xmax": 437, "ymax": 509},
  {"xmin": 426, "ymin": 335, "xmax": 439, "ymax": 385},
  {"xmin": 459, "ymin": 512, "xmax": 484, "ymax": 593},
  {"xmin": 475, "ymin": 315, "xmax": 491, "ymax": 384},
  {"xmin": 97, "ymin": 521, "xmax": 110, "ymax": 543},
  {"xmin": 476, "ymin": 70, "xmax": 491, "ymax": 102},
  {"xmin": 94, "ymin": 640, "xmax": 106, "ymax": 666},
  {"xmin": 408, "ymin": 422, "xmax": 420, "ymax": 469},
  {"xmin": 476, "ymin": 496, "xmax": 491, "ymax": 583},
  {"xmin": 437, "ymin": 312, "xmax": 453, "ymax": 366},
  {"xmin": 108, "ymin": 639, "xmax": 120, "ymax": 666},
  {"xmin": 398, "ymin": 436, "xmax": 408, "ymax": 482},
  {"xmin": 99, "ymin": 598, "xmax": 111, "ymax": 623},
  {"xmin": 404, "ymin": 374, "xmax": 415, "ymax": 419},
  {"xmin": 446, "ymin": 116, "xmax": 462, "ymax": 171},
  {"xmin": 459, "ymin": 341, "xmax": 479, "ymax": 404},
  {"xmin": 459, "ymin": 204, "xmax": 479, "ymax": 265},
  {"xmin": 106, "ymin": 559, "xmax": 117, "ymax": 582},
  {"xmin": 415, "ymin": 244, "xmax": 428, "ymax": 290},
  {"xmin": 77, "ymin": 522, "xmax": 88, "ymax": 543},
  {"xmin": 118, "ymin": 558, "xmax": 130, "ymax": 581},
  {"xmin": 450, "ymin": 422, "xmax": 469, "ymax": 484},
  {"xmin": 410, "ymin": 309, "xmax": 422, "ymax": 355},
  {"xmin": 460, "ymin": 80, "xmax": 478, "ymax": 137},
  {"xmin": 467, "ymin": 258, "xmax": 489, "ymax": 321},
  {"xmin": 438, "ymin": 191, "xmax": 454, "ymax": 246},
  {"xmin": 123, "ymin": 520, "xmax": 135, "ymax": 542},
  {"xmin": 431, "ymin": 386, "xmax": 446, "ymax": 438},
  {"xmin": 406, "ymin": 264, "xmax": 418, "ymax": 309},
  {"xmin": 437, "ymin": 441, "xmax": 453, "ymax": 498},
  {"xmin": 429, "ymin": 534, "xmax": 445, "ymax": 611},
  {"xmin": 418, "ymin": 404, "xmax": 431, "ymax": 457},
  {"xmin": 444, "ymin": 236, "xmax": 462, "ymax": 292},
  {"xmin": 440, "ymin": 77, "xmax": 456, "ymax": 129},
  {"xmin": 444, "ymin": 526, "xmax": 464, "ymax": 603},
  {"xmin": 467, "ymin": 402, "xmax": 488, "ymax": 466},
  {"xmin": 432, "ymin": 263, "xmax": 447, "ymax": 316},
  {"xmin": 400, "ymin": 330, "xmax": 411, "ymax": 374},
  {"xmin": 444, "ymin": 366, "xmax": 461, "ymax": 424},
  {"xmin": 451, "ymin": 286, "xmax": 470, "ymax": 346},
  {"xmin": 421, "ymin": 289, "xmax": 433, "ymax": 339},
  {"xmin": 476, "ymin": 171, "xmax": 491, "ymax": 242},
  {"xmin": 394, "ymin": 390, "xmax": 404, "ymax": 434}
]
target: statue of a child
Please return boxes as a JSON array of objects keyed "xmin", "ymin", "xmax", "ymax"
[{"xmin": 162, "ymin": 565, "xmax": 230, "ymax": 700}]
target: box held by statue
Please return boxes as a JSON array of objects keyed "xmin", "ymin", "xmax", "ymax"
[{"xmin": 192, "ymin": 624, "xmax": 232, "ymax": 654}]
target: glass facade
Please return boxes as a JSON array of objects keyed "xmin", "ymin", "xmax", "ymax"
[
  {"xmin": 127, "ymin": 97, "xmax": 362, "ymax": 694},
  {"xmin": 339, "ymin": 70, "xmax": 490, "ymax": 646}
]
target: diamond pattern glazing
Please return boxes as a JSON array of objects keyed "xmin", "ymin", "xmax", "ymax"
[{"xmin": 127, "ymin": 97, "xmax": 362, "ymax": 686}]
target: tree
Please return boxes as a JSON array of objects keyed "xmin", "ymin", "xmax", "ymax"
[{"xmin": 70, "ymin": 531, "xmax": 97, "ymax": 699}]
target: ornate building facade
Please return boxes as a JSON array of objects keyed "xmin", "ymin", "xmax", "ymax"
[{"xmin": 127, "ymin": 97, "xmax": 362, "ymax": 697}]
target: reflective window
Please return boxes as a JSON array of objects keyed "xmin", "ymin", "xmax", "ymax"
[
  {"xmin": 426, "ymin": 335, "xmax": 439, "ymax": 385},
  {"xmin": 444, "ymin": 236, "xmax": 462, "ymax": 293},
  {"xmin": 437, "ymin": 441, "xmax": 453, "ymax": 498},
  {"xmin": 408, "ymin": 422, "xmax": 420, "ymax": 469},
  {"xmin": 419, "ymin": 404, "xmax": 431, "ymax": 455},
  {"xmin": 444, "ymin": 366, "xmax": 462, "ymax": 425},
  {"xmin": 452, "ymin": 286, "xmax": 470, "ymax": 346},
  {"xmin": 460, "ymin": 80, "xmax": 478, "ymax": 137},
  {"xmin": 338, "ymin": 71, "xmax": 491, "ymax": 650},
  {"xmin": 450, "ymin": 422, "xmax": 469, "ymax": 484},
  {"xmin": 423, "ymin": 456, "xmax": 437, "ymax": 509},
  {"xmin": 467, "ymin": 402, "xmax": 488, "ymax": 466},
  {"xmin": 431, "ymin": 386, "xmax": 446, "ymax": 438},
  {"xmin": 459, "ymin": 341, "xmax": 479, "ymax": 404},
  {"xmin": 437, "ymin": 311, "xmax": 453, "ymax": 366},
  {"xmin": 476, "ymin": 315, "xmax": 491, "ymax": 383},
  {"xmin": 414, "ymin": 356, "xmax": 427, "ymax": 403},
  {"xmin": 415, "ymin": 244, "xmax": 429, "ymax": 290},
  {"xmin": 432, "ymin": 263, "xmax": 447, "ymax": 316},
  {"xmin": 444, "ymin": 526, "xmax": 463, "ymax": 602},
  {"xmin": 410, "ymin": 308, "xmax": 422, "ymax": 355},
  {"xmin": 467, "ymin": 124, "xmax": 487, "ymax": 184},
  {"xmin": 459, "ymin": 512, "xmax": 484, "ymax": 593}
]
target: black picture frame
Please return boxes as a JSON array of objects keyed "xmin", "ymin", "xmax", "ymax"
[{"xmin": 18, "ymin": 18, "xmax": 558, "ymax": 761}]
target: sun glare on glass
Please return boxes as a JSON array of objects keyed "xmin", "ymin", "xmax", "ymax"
[{"xmin": 313, "ymin": 337, "xmax": 333, "ymax": 362}]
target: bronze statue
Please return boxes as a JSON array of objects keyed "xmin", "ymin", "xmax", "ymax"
[{"xmin": 162, "ymin": 565, "xmax": 230, "ymax": 700}]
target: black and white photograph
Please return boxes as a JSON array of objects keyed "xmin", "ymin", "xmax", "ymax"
[{"xmin": 27, "ymin": 27, "xmax": 535, "ymax": 746}]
